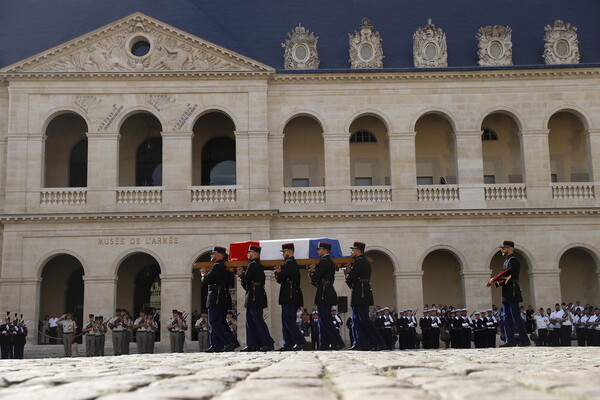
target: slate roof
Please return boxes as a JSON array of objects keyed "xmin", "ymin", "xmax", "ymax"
[{"xmin": 1, "ymin": 0, "xmax": 599, "ymax": 71}]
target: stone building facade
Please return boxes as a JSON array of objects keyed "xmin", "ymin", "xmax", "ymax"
[{"xmin": 0, "ymin": 12, "xmax": 599, "ymax": 347}]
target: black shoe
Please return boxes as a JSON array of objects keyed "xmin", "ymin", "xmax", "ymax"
[
  {"xmin": 518, "ymin": 342, "xmax": 531, "ymax": 347},
  {"xmin": 223, "ymin": 342, "xmax": 239, "ymax": 352},
  {"xmin": 292, "ymin": 343, "xmax": 309, "ymax": 351},
  {"xmin": 349, "ymin": 345, "xmax": 365, "ymax": 351},
  {"xmin": 499, "ymin": 342, "xmax": 517, "ymax": 347},
  {"xmin": 370, "ymin": 344, "xmax": 386, "ymax": 351},
  {"xmin": 333, "ymin": 344, "xmax": 345, "ymax": 350},
  {"xmin": 240, "ymin": 346, "xmax": 258, "ymax": 352},
  {"xmin": 204, "ymin": 347, "xmax": 223, "ymax": 353},
  {"xmin": 277, "ymin": 346, "xmax": 293, "ymax": 351},
  {"xmin": 259, "ymin": 345, "xmax": 275, "ymax": 352}
]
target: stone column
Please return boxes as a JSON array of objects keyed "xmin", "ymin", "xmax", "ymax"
[
  {"xmin": 585, "ymin": 129, "xmax": 600, "ymax": 190},
  {"xmin": 323, "ymin": 133, "xmax": 351, "ymax": 204},
  {"xmin": 529, "ymin": 269, "xmax": 561, "ymax": 309},
  {"xmin": 25, "ymin": 134, "xmax": 45, "ymax": 210},
  {"xmin": 388, "ymin": 132, "xmax": 417, "ymax": 205},
  {"xmin": 455, "ymin": 131, "xmax": 485, "ymax": 205},
  {"xmin": 521, "ymin": 129, "xmax": 552, "ymax": 203},
  {"xmin": 86, "ymin": 132, "xmax": 120, "ymax": 209},
  {"xmin": 159, "ymin": 274, "xmax": 193, "ymax": 344},
  {"xmin": 4, "ymin": 133, "xmax": 29, "ymax": 213},
  {"xmin": 234, "ymin": 130, "xmax": 250, "ymax": 207},
  {"xmin": 247, "ymin": 131, "xmax": 270, "ymax": 209},
  {"xmin": 394, "ymin": 271, "xmax": 423, "ymax": 309},
  {"xmin": 83, "ymin": 276, "xmax": 118, "ymax": 317},
  {"xmin": 461, "ymin": 271, "xmax": 493, "ymax": 311},
  {"xmin": 161, "ymin": 131, "xmax": 193, "ymax": 206},
  {"xmin": 267, "ymin": 134, "xmax": 284, "ymax": 208}
]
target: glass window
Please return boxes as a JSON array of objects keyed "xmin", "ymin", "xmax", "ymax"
[
  {"xmin": 355, "ymin": 177, "xmax": 373, "ymax": 186},
  {"xmin": 292, "ymin": 178, "xmax": 310, "ymax": 187},
  {"xmin": 350, "ymin": 130, "xmax": 377, "ymax": 143},
  {"xmin": 481, "ymin": 128, "xmax": 498, "ymax": 141},
  {"xmin": 417, "ymin": 176, "xmax": 433, "ymax": 185},
  {"xmin": 202, "ymin": 137, "xmax": 236, "ymax": 186},
  {"xmin": 484, "ymin": 175, "xmax": 496, "ymax": 184}
]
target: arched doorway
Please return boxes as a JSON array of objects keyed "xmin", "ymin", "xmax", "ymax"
[
  {"xmin": 548, "ymin": 112, "xmax": 592, "ymax": 183},
  {"xmin": 559, "ymin": 247, "xmax": 599, "ymax": 306},
  {"xmin": 422, "ymin": 250, "xmax": 464, "ymax": 308},
  {"xmin": 39, "ymin": 254, "xmax": 85, "ymax": 344},
  {"xmin": 489, "ymin": 250, "xmax": 532, "ymax": 307},
  {"xmin": 116, "ymin": 253, "xmax": 161, "ymax": 316},
  {"xmin": 481, "ymin": 112, "xmax": 524, "ymax": 184},
  {"xmin": 44, "ymin": 113, "xmax": 88, "ymax": 188},
  {"xmin": 282, "ymin": 116, "xmax": 325, "ymax": 187},
  {"xmin": 349, "ymin": 115, "xmax": 390, "ymax": 187},
  {"xmin": 415, "ymin": 113, "xmax": 457, "ymax": 185},
  {"xmin": 192, "ymin": 112, "xmax": 237, "ymax": 186},
  {"xmin": 118, "ymin": 113, "xmax": 163, "ymax": 186},
  {"xmin": 365, "ymin": 250, "xmax": 395, "ymax": 309}
]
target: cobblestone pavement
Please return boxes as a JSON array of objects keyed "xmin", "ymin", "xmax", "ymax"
[{"xmin": 0, "ymin": 348, "xmax": 599, "ymax": 400}]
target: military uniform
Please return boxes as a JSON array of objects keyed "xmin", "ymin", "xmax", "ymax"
[
  {"xmin": 202, "ymin": 247, "xmax": 238, "ymax": 352},
  {"xmin": 275, "ymin": 243, "xmax": 307, "ymax": 350},
  {"xmin": 419, "ymin": 310, "xmax": 432, "ymax": 349},
  {"xmin": 239, "ymin": 246, "xmax": 274, "ymax": 351},
  {"xmin": 0, "ymin": 318, "xmax": 14, "ymax": 359},
  {"xmin": 82, "ymin": 315, "xmax": 96, "ymax": 357},
  {"xmin": 311, "ymin": 242, "xmax": 344, "ymax": 350},
  {"xmin": 59, "ymin": 316, "xmax": 76, "ymax": 357},
  {"xmin": 194, "ymin": 314, "xmax": 210, "ymax": 351},
  {"xmin": 484, "ymin": 309, "xmax": 499, "ymax": 347},
  {"xmin": 345, "ymin": 242, "xmax": 384, "ymax": 351},
  {"xmin": 94, "ymin": 316, "xmax": 106, "ymax": 356},
  {"xmin": 107, "ymin": 310, "xmax": 126, "ymax": 356}
]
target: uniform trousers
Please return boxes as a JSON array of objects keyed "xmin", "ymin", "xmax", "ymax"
[
  {"xmin": 62, "ymin": 332, "xmax": 74, "ymax": 357},
  {"xmin": 245, "ymin": 307, "xmax": 274, "ymax": 348},
  {"xmin": 431, "ymin": 327, "xmax": 440, "ymax": 349},
  {"xmin": 147, "ymin": 331, "xmax": 155, "ymax": 353},
  {"xmin": 12, "ymin": 339, "xmax": 24, "ymax": 359},
  {"xmin": 536, "ymin": 328, "xmax": 548, "ymax": 346},
  {"xmin": 449, "ymin": 329, "xmax": 460, "ymax": 348},
  {"xmin": 486, "ymin": 329, "xmax": 497, "ymax": 347},
  {"xmin": 197, "ymin": 330, "xmax": 209, "ymax": 351},
  {"xmin": 122, "ymin": 330, "xmax": 131, "ymax": 354},
  {"xmin": 207, "ymin": 307, "xmax": 237, "ymax": 351},
  {"xmin": 398, "ymin": 329, "xmax": 408, "ymax": 350},
  {"xmin": 94, "ymin": 335, "xmax": 104, "ymax": 356},
  {"xmin": 281, "ymin": 303, "xmax": 307, "ymax": 348},
  {"xmin": 560, "ymin": 325, "xmax": 572, "ymax": 346},
  {"xmin": 576, "ymin": 328, "xmax": 587, "ymax": 346},
  {"xmin": 169, "ymin": 331, "xmax": 183, "ymax": 353},
  {"xmin": 351, "ymin": 305, "xmax": 383, "ymax": 350},
  {"xmin": 137, "ymin": 330, "xmax": 148, "ymax": 354},
  {"xmin": 112, "ymin": 330, "xmax": 124, "ymax": 355},
  {"xmin": 1, "ymin": 339, "xmax": 12, "ymax": 359},
  {"xmin": 85, "ymin": 335, "xmax": 96, "ymax": 356},
  {"xmin": 317, "ymin": 304, "xmax": 343, "ymax": 349},
  {"xmin": 502, "ymin": 301, "xmax": 530, "ymax": 345}
]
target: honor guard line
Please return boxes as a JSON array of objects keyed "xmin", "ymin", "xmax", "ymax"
[{"xmin": 193, "ymin": 257, "xmax": 356, "ymax": 271}]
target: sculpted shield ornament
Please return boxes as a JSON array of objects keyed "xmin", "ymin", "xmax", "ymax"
[
  {"xmin": 282, "ymin": 24, "xmax": 320, "ymax": 70},
  {"xmin": 543, "ymin": 20, "xmax": 580, "ymax": 64},
  {"xmin": 348, "ymin": 18, "xmax": 384, "ymax": 69},
  {"xmin": 477, "ymin": 25, "xmax": 513, "ymax": 66},
  {"xmin": 413, "ymin": 19, "xmax": 447, "ymax": 68}
]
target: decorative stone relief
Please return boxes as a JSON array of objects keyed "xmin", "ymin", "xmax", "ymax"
[
  {"xmin": 282, "ymin": 24, "xmax": 320, "ymax": 70},
  {"xmin": 148, "ymin": 95, "xmax": 177, "ymax": 112},
  {"xmin": 543, "ymin": 20, "xmax": 580, "ymax": 64},
  {"xmin": 74, "ymin": 95, "xmax": 101, "ymax": 114},
  {"xmin": 477, "ymin": 25, "xmax": 513, "ymax": 66},
  {"xmin": 413, "ymin": 19, "xmax": 447, "ymax": 68},
  {"xmin": 348, "ymin": 18, "xmax": 384, "ymax": 69},
  {"xmin": 16, "ymin": 15, "xmax": 258, "ymax": 73}
]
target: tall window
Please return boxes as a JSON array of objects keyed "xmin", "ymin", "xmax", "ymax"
[
  {"xmin": 136, "ymin": 137, "xmax": 162, "ymax": 186},
  {"xmin": 202, "ymin": 137, "xmax": 236, "ymax": 185},
  {"xmin": 69, "ymin": 139, "xmax": 88, "ymax": 187},
  {"xmin": 350, "ymin": 130, "xmax": 377, "ymax": 143}
]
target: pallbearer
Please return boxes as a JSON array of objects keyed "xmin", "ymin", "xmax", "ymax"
[
  {"xmin": 309, "ymin": 242, "xmax": 345, "ymax": 350},
  {"xmin": 201, "ymin": 246, "xmax": 239, "ymax": 353},
  {"xmin": 344, "ymin": 241, "xmax": 384, "ymax": 351},
  {"xmin": 236, "ymin": 245, "xmax": 275, "ymax": 352},
  {"xmin": 274, "ymin": 243, "xmax": 308, "ymax": 351}
]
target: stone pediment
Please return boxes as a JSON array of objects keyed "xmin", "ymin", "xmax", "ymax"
[{"xmin": 2, "ymin": 12, "xmax": 274, "ymax": 74}]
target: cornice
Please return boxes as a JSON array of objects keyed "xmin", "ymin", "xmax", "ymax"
[
  {"xmin": 0, "ymin": 207, "xmax": 599, "ymax": 224},
  {"xmin": 271, "ymin": 67, "xmax": 600, "ymax": 83},
  {"xmin": 0, "ymin": 71, "xmax": 273, "ymax": 80}
]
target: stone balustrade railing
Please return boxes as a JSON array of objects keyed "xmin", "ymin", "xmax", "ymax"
[
  {"xmin": 551, "ymin": 183, "xmax": 595, "ymax": 199},
  {"xmin": 484, "ymin": 184, "xmax": 527, "ymax": 200},
  {"xmin": 283, "ymin": 187, "xmax": 326, "ymax": 204},
  {"xmin": 191, "ymin": 186, "xmax": 237, "ymax": 202},
  {"xmin": 40, "ymin": 188, "xmax": 87, "ymax": 205},
  {"xmin": 116, "ymin": 187, "xmax": 163, "ymax": 204},
  {"xmin": 417, "ymin": 184, "xmax": 459, "ymax": 201},
  {"xmin": 351, "ymin": 186, "xmax": 392, "ymax": 202}
]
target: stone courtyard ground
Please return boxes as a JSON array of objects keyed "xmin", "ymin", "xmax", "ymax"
[{"xmin": 0, "ymin": 348, "xmax": 599, "ymax": 400}]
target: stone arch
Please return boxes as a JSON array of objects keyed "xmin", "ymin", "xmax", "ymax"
[
  {"xmin": 420, "ymin": 245, "xmax": 465, "ymax": 307},
  {"xmin": 191, "ymin": 106, "xmax": 240, "ymax": 132},
  {"xmin": 282, "ymin": 113, "xmax": 325, "ymax": 187},
  {"xmin": 115, "ymin": 106, "xmax": 166, "ymax": 133},
  {"xmin": 39, "ymin": 107, "xmax": 91, "ymax": 134},
  {"xmin": 418, "ymin": 244, "xmax": 467, "ymax": 271},
  {"xmin": 36, "ymin": 249, "xmax": 89, "ymax": 279},
  {"xmin": 543, "ymin": 105, "xmax": 592, "ymax": 131},
  {"xmin": 279, "ymin": 109, "xmax": 327, "ymax": 135},
  {"xmin": 345, "ymin": 109, "xmax": 392, "ymax": 135},
  {"xmin": 477, "ymin": 106, "xmax": 525, "ymax": 132},
  {"xmin": 111, "ymin": 248, "xmax": 166, "ymax": 277},
  {"xmin": 410, "ymin": 107, "xmax": 459, "ymax": 134},
  {"xmin": 557, "ymin": 244, "xmax": 600, "ymax": 306},
  {"xmin": 365, "ymin": 245, "xmax": 400, "ymax": 273}
]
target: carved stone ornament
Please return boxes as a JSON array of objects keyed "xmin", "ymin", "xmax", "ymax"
[
  {"xmin": 282, "ymin": 24, "xmax": 320, "ymax": 70},
  {"xmin": 413, "ymin": 19, "xmax": 448, "ymax": 68},
  {"xmin": 543, "ymin": 20, "xmax": 580, "ymax": 64},
  {"xmin": 348, "ymin": 18, "xmax": 384, "ymax": 69},
  {"xmin": 5, "ymin": 13, "xmax": 272, "ymax": 73},
  {"xmin": 477, "ymin": 25, "xmax": 513, "ymax": 66}
]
